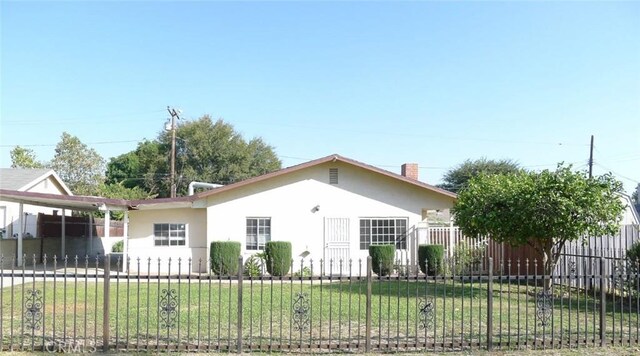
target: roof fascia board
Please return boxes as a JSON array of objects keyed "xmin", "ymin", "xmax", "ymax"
[{"xmin": 18, "ymin": 170, "xmax": 74, "ymax": 196}]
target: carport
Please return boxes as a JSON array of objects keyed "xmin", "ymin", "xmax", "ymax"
[{"xmin": 0, "ymin": 189, "xmax": 130, "ymax": 267}]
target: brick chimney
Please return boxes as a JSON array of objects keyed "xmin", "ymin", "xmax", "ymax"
[{"xmin": 401, "ymin": 163, "xmax": 419, "ymax": 180}]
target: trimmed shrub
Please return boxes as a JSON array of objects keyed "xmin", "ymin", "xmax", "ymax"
[
  {"xmin": 419, "ymin": 244, "xmax": 444, "ymax": 276},
  {"xmin": 627, "ymin": 241, "xmax": 640, "ymax": 267},
  {"xmin": 369, "ymin": 244, "xmax": 395, "ymax": 276},
  {"xmin": 111, "ymin": 240, "xmax": 124, "ymax": 253},
  {"xmin": 265, "ymin": 241, "xmax": 292, "ymax": 276},
  {"xmin": 210, "ymin": 241, "xmax": 241, "ymax": 275}
]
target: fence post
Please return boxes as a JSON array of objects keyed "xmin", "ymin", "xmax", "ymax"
[
  {"xmin": 448, "ymin": 221, "xmax": 455, "ymax": 258},
  {"xmin": 599, "ymin": 257, "xmax": 606, "ymax": 346},
  {"xmin": 487, "ymin": 257, "xmax": 493, "ymax": 351},
  {"xmin": 237, "ymin": 256, "xmax": 244, "ymax": 353},
  {"xmin": 365, "ymin": 256, "xmax": 372, "ymax": 352},
  {"xmin": 102, "ymin": 256, "xmax": 111, "ymax": 352}
]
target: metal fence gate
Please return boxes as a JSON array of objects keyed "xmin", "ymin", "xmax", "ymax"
[{"xmin": 1, "ymin": 253, "xmax": 640, "ymax": 353}]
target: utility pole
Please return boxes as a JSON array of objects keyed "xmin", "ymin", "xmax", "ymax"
[
  {"xmin": 588, "ymin": 135, "xmax": 594, "ymax": 179},
  {"xmin": 167, "ymin": 106, "xmax": 181, "ymax": 198}
]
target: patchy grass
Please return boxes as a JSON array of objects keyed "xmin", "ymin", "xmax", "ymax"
[{"xmin": 2, "ymin": 277, "xmax": 639, "ymax": 352}]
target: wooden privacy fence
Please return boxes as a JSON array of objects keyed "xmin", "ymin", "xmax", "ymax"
[
  {"xmin": 425, "ymin": 225, "xmax": 640, "ymax": 277},
  {"xmin": 1, "ymin": 254, "xmax": 639, "ymax": 353},
  {"xmin": 37, "ymin": 214, "xmax": 124, "ymax": 238}
]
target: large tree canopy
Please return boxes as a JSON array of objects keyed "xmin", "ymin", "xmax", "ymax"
[
  {"xmin": 438, "ymin": 158, "xmax": 522, "ymax": 193},
  {"xmin": 50, "ymin": 132, "xmax": 106, "ymax": 196},
  {"xmin": 9, "ymin": 135, "xmax": 149, "ymax": 201},
  {"xmin": 10, "ymin": 146, "xmax": 45, "ymax": 169},
  {"xmin": 452, "ymin": 165, "xmax": 625, "ymax": 282},
  {"xmin": 106, "ymin": 116, "xmax": 282, "ymax": 197}
]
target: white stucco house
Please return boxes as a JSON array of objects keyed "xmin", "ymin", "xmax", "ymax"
[
  {"xmin": 124, "ymin": 154, "xmax": 457, "ymax": 273},
  {"xmin": 0, "ymin": 168, "xmax": 73, "ymax": 239},
  {"xmin": 2, "ymin": 156, "xmax": 638, "ymax": 273}
]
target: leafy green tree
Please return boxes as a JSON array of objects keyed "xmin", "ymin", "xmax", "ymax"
[
  {"xmin": 96, "ymin": 182, "xmax": 155, "ymax": 201},
  {"xmin": 10, "ymin": 146, "xmax": 45, "ymax": 169},
  {"xmin": 93, "ymin": 182, "xmax": 156, "ymax": 220},
  {"xmin": 50, "ymin": 132, "xmax": 105, "ymax": 195},
  {"xmin": 106, "ymin": 116, "xmax": 281, "ymax": 197},
  {"xmin": 438, "ymin": 158, "xmax": 522, "ymax": 193},
  {"xmin": 452, "ymin": 165, "xmax": 625, "ymax": 288},
  {"xmin": 105, "ymin": 151, "xmax": 141, "ymax": 189}
]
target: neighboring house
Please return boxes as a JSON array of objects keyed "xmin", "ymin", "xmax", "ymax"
[
  {"xmin": 619, "ymin": 193, "xmax": 640, "ymax": 225},
  {"xmin": 0, "ymin": 168, "xmax": 73, "ymax": 238},
  {"xmin": 126, "ymin": 154, "xmax": 457, "ymax": 273}
]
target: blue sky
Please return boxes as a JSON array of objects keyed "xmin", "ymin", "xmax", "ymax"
[{"xmin": 1, "ymin": 1, "xmax": 639, "ymax": 194}]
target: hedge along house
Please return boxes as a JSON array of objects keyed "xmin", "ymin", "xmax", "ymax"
[{"xmin": 125, "ymin": 154, "xmax": 457, "ymax": 274}]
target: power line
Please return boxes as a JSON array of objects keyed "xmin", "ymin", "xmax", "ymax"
[
  {"xmin": 0, "ymin": 139, "xmax": 141, "ymax": 148},
  {"xmin": 1, "ymin": 109, "xmax": 166, "ymax": 125},
  {"xmin": 593, "ymin": 163, "xmax": 639, "ymax": 184}
]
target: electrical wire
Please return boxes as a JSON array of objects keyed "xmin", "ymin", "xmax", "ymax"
[
  {"xmin": 1, "ymin": 109, "xmax": 166, "ymax": 125},
  {"xmin": 0, "ymin": 140, "xmax": 141, "ymax": 148}
]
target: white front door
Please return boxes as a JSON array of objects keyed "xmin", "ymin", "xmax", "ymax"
[{"xmin": 323, "ymin": 217, "xmax": 350, "ymax": 275}]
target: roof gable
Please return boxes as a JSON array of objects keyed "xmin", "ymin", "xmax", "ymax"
[
  {"xmin": 0, "ymin": 168, "xmax": 73, "ymax": 195},
  {"xmin": 195, "ymin": 154, "xmax": 457, "ymax": 200}
]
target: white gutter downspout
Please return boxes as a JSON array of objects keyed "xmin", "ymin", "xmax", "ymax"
[{"xmin": 188, "ymin": 182, "xmax": 223, "ymax": 196}]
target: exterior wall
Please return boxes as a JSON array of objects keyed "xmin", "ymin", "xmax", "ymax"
[
  {"xmin": 205, "ymin": 161, "xmax": 455, "ymax": 274},
  {"xmin": 1, "ymin": 176, "xmax": 71, "ymax": 239},
  {"xmin": 127, "ymin": 208, "xmax": 207, "ymax": 273}
]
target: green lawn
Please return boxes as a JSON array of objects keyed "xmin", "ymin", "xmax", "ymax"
[{"xmin": 2, "ymin": 277, "xmax": 639, "ymax": 352}]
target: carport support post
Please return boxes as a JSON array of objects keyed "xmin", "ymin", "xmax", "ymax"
[
  {"xmin": 61, "ymin": 209, "xmax": 66, "ymax": 258},
  {"xmin": 17, "ymin": 203, "xmax": 24, "ymax": 267},
  {"xmin": 89, "ymin": 216, "xmax": 93, "ymax": 256},
  {"xmin": 104, "ymin": 209, "xmax": 110, "ymax": 239},
  {"xmin": 123, "ymin": 211, "xmax": 128, "ymax": 273}
]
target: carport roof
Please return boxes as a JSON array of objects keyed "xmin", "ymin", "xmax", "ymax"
[{"xmin": 0, "ymin": 189, "xmax": 129, "ymax": 211}]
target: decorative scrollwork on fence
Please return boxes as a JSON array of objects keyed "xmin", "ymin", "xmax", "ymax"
[
  {"xmin": 418, "ymin": 298, "xmax": 435, "ymax": 329},
  {"xmin": 292, "ymin": 292, "xmax": 310, "ymax": 331},
  {"xmin": 24, "ymin": 289, "xmax": 43, "ymax": 331},
  {"xmin": 158, "ymin": 289, "xmax": 178, "ymax": 329},
  {"xmin": 536, "ymin": 290, "xmax": 553, "ymax": 327}
]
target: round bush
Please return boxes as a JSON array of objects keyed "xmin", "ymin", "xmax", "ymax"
[
  {"xmin": 111, "ymin": 240, "xmax": 124, "ymax": 253},
  {"xmin": 627, "ymin": 241, "xmax": 640, "ymax": 268},
  {"xmin": 369, "ymin": 244, "xmax": 395, "ymax": 276},
  {"xmin": 418, "ymin": 244, "xmax": 444, "ymax": 276},
  {"xmin": 210, "ymin": 241, "xmax": 241, "ymax": 275},
  {"xmin": 265, "ymin": 241, "xmax": 292, "ymax": 276}
]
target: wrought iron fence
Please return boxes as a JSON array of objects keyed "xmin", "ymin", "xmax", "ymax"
[{"xmin": 1, "ymin": 254, "xmax": 639, "ymax": 352}]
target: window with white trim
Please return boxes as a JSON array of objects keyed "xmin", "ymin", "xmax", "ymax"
[
  {"xmin": 359, "ymin": 218, "xmax": 408, "ymax": 250},
  {"xmin": 153, "ymin": 223, "xmax": 186, "ymax": 246},
  {"xmin": 246, "ymin": 217, "xmax": 271, "ymax": 250}
]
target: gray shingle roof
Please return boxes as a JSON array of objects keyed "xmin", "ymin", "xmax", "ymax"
[{"xmin": 0, "ymin": 168, "xmax": 52, "ymax": 190}]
